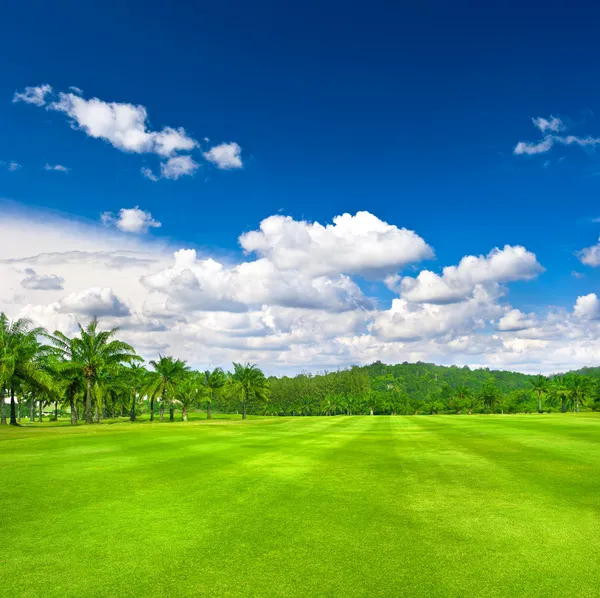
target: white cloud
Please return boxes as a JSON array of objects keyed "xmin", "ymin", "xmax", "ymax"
[
  {"xmin": 44, "ymin": 163, "xmax": 69, "ymax": 173},
  {"xmin": 240, "ymin": 211, "xmax": 433, "ymax": 277},
  {"xmin": 532, "ymin": 116, "xmax": 565, "ymax": 133},
  {"xmin": 397, "ymin": 245, "xmax": 543, "ymax": 304},
  {"xmin": 3, "ymin": 203, "xmax": 600, "ymax": 374},
  {"xmin": 13, "ymin": 84, "xmax": 52, "ymax": 106},
  {"xmin": 574, "ymin": 293, "xmax": 600, "ymax": 320},
  {"xmin": 20, "ymin": 268, "xmax": 64, "ymax": 291},
  {"xmin": 141, "ymin": 167, "xmax": 159, "ymax": 182},
  {"xmin": 203, "ymin": 142, "xmax": 243, "ymax": 169},
  {"xmin": 578, "ymin": 238, "xmax": 600, "ymax": 267},
  {"xmin": 47, "ymin": 91, "xmax": 197, "ymax": 157},
  {"xmin": 497, "ymin": 309, "xmax": 536, "ymax": 332},
  {"xmin": 101, "ymin": 206, "xmax": 162, "ymax": 234},
  {"xmin": 160, "ymin": 155, "xmax": 199, "ymax": 180},
  {"xmin": 1, "ymin": 161, "xmax": 22, "ymax": 171},
  {"xmin": 58, "ymin": 286, "xmax": 130, "ymax": 317},
  {"xmin": 514, "ymin": 138, "xmax": 554, "ymax": 155},
  {"xmin": 14, "ymin": 84, "xmax": 244, "ymax": 180}
]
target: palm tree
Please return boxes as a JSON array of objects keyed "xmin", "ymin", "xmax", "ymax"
[
  {"xmin": 529, "ymin": 375, "xmax": 548, "ymax": 413},
  {"xmin": 146, "ymin": 356, "xmax": 189, "ymax": 422},
  {"xmin": 566, "ymin": 375, "xmax": 593, "ymax": 413},
  {"xmin": 45, "ymin": 318, "xmax": 139, "ymax": 424},
  {"xmin": 201, "ymin": 368, "xmax": 226, "ymax": 419},
  {"xmin": 232, "ymin": 362, "xmax": 269, "ymax": 420},
  {"xmin": 0, "ymin": 315, "xmax": 52, "ymax": 426},
  {"xmin": 449, "ymin": 385, "xmax": 471, "ymax": 414},
  {"xmin": 176, "ymin": 373, "xmax": 202, "ymax": 421},
  {"xmin": 125, "ymin": 363, "xmax": 148, "ymax": 422},
  {"xmin": 550, "ymin": 376, "xmax": 571, "ymax": 413}
]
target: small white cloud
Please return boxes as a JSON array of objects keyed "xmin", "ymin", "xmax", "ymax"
[
  {"xmin": 101, "ymin": 206, "xmax": 162, "ymax": 234},
  {"xmin": 160, "ymin": 155, "xmax": 199, "ymax": 180},
  {"xmin": 1, "ymin": 161, "xmax": 22, "ymax": 171},
  {"xmin": 574, "ymin": 293, "xmax": 600, "ymax": 320},
  {"xmin": 20, "ymin": 268, "xmax": 65, "ymax": 290},
  {"xmin": 577, "ymin": 238, "xmax": 600, "ymax": 267},
  {"xmin": 68, "ymin": 86, "xmax": 83, "ymax": 95},
  {"xmin": 532, "ymin": 116, "xmax": 565, "ymax": 133},
  {"xmin": 203, "ymin": 142, "xmax": 243, "ymax": 169},
  {"xmin": 13, "ymin": 84, "xmax": 52, "ymax": 106},
  {"xmin": 141, "ymin": 167, "xmax": 159, "ymax": 182},
  {"xmin": 44, "ymin": 163, "xmax": 69, "ymax": 173},
  {"xmin": 514, "ymin": 137, "xmax": 554, "ymax": 155}
]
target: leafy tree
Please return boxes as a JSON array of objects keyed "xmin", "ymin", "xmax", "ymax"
[{"xmin": 232, "ymin": 363, "xmax": 269, "ymax": 419}]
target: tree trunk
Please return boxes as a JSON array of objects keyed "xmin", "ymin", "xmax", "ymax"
[
  {"xmin": 576, "ymin": 397, "xmax": 580, "ymax": 413},
  {"xmin": 561, "ymin": 398, "xmax": 566, "ymax": 413},
  {"xmin": 159, "ymin": 400, "xmax": 164, "ymax": 422},
  {"xmin": 38, "ymin": 400, "xmax": 42, "ymax": 423},
  {"xmin": 182, "ymin": 407, "xmax": 188, "ymax": 422},
  {"xmin": 0, "ymin": 388, "xmax": 6, "ymax": 425},
  {"xmin": 242, "ymin": 400, "xmax": 247, "ymax": 420},
  {"xmin": 70, "ymin": 396, "xmax": 77, "ymax": 426},
  {"xmin": 130, "ymin": 394, "xmax": 137, "ymax": 422},
  {"xmin": 30, "ymin": 394, "xmax": 35, "ymax": 422},
  {"xmin": 17, "ymin": 399, "xmax": 21, "ymax": 422},
  {"xmin": 9, "ymin": 387, "xmax": 17, "ymax": 426},
  {"xmin": 150, "ymin": 397, "xmax": 154, "ymax": 422},
  {"xmin": 54, "ymin": 401, "xmax": 58, "ymax": 421},
  {"xmin": 369, "ymin": 406, "xmax": 374, "ymax": 416},
  {"xmin": 169, "ymin": 406, "xmax": 174, "ymax": 422},
  {"xmin": 207, "ymin": 401, "xmax": 211, "ymax": 420},
  {"xmin": 85, "ymin": 379, "xmax": 93, "ymax": 424},
  {"xmin": 537, "ymin": 391, "xmax": 542, "ymax": 414}
]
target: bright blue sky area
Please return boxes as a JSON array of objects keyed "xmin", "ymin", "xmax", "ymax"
[{"xmin": 2, "ymin": 0, "xmax": 600, "ymax": 312}]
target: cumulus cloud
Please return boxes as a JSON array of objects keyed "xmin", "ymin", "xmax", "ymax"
[
  {"xmin": 160, "ymin": 155, "xmax": 199, "ymax": 180},
  {"xmin": 574, "ymin": 293, "xmax": 600, "ymax": 320},
  {"xmin": 497, "ymin": 309, "xmax": 536, "ymax": 332},
  {"xmin": 101, "ymin": 206, "xmax": 161, "ymax": 234},
  {"xmin": 12, "ymin": 84, "xmax": 52, "ymax": 106},
  {"xmin": 240, "ymin": 211, "xmax": 433, "ymax": 277},
  {"xmin": 203, "ymin": 142, "xmax": 243, "ymax": 169},
  {"xmin": 396, "ymin": 245, "xmax": 543, "ymax": 304},
  {"xmin": 44, "ymin": 163, "xmax": 69, "ymax": 173},
  {"xmin": 578, "ymin": 238, "xmax": 600, "ymax": 267},
  {"xmin": 3, "ymin": 204, "xmax": 600, "ymax": 374},
  {"xmin": 58, "ymin": 287, "xmax": 130, "ymax": 317},
  {"xmin": 20, "ymin": 268, "xmax": 64, "ymax": 291}
]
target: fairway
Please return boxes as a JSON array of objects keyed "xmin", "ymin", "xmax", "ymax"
[{"xmin": 1, "ymin": 415, "xmax": 600, "ymax": 597}]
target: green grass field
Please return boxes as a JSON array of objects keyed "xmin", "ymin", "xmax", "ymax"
[{"xmin": 1, "ymin": 414, "xmax": 600, "ymax": 597}]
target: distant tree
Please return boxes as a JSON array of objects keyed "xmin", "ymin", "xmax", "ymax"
[
  {"xmin": 529, "ymin": 375, "xmax": 549, "ymax": 413},
  {"xmin": 550, "ymin": 376, "xmax": 571, "ymax": 413},
  {"xmin": 201, "ymin": 368, "xmax": 226, "ymax": 419},
  {"xmin": 232, "ymin": 363, "xmax": 269, "ymax": 419}
]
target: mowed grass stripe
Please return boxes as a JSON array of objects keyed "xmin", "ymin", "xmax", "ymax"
[{"xmin": 1, "ymin": 415, "xmax": 600, "ymax": 597}]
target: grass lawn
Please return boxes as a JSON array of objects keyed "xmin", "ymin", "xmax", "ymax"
[{"xmin": 1, "ymin": 414, "xmax": 599, "ymax": 597}]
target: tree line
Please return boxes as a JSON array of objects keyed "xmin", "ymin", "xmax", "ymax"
[{"xmin": 1, "ymin": 313, "xmax": 599, "ymax": 425}]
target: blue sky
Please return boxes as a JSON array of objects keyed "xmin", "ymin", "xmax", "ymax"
[{"xmin": 1, "ymin": 1, "xmax": 600, "ymax": 373}]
